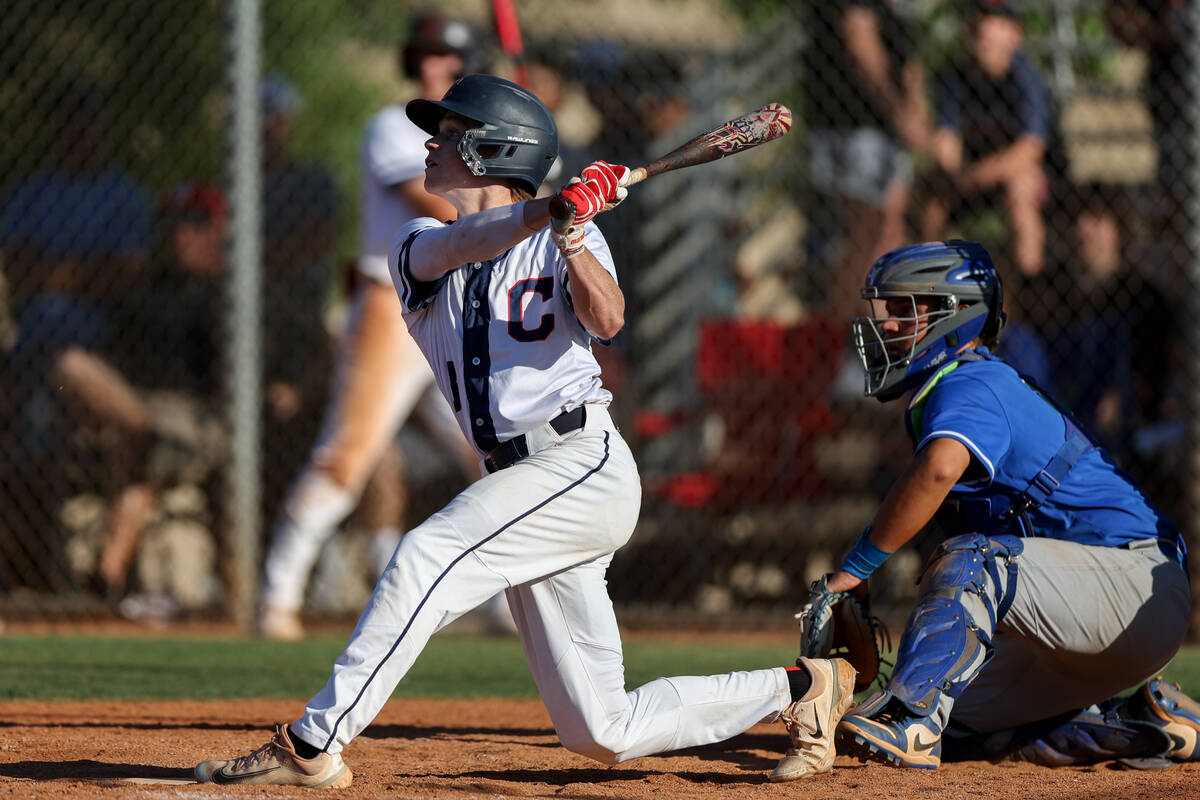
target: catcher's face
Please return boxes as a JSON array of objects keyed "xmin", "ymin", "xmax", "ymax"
[
  {"xmin": 854, "ymin": 293, "xmax": 952, "ymax": 397},
  {"xmin": 873, "ymin": 296, "xmax": 938, "ymax": 358}
]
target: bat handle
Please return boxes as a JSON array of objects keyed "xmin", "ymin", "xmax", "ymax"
[
  {"xmin": 549, "ymin": 194, "xmax": 576, "ymax": 222},
  {"xmin": 625, "ymin": 166, "xmax": 648, "ymax": 186}
]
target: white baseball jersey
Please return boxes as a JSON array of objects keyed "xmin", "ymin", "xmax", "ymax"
[
  {"xmin": 358, "ymin": 105, "xmax": 432, "ymax": 284},
  {"xmin": 388, "ymin": 216, "xmax": 614, "ymax": 458}
]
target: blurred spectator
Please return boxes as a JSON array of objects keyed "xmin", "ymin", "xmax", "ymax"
[
  {"xmin": 567, "ymin": 40, "xmax": 691, "ymax": 400},
  {"xmin": 1041, "ymin": 183, "xmax": 1176, "ymax": 461},
  {"xmin": 92, "ymin": 182, "xmax": 231, "ymax": 604},
  {"xmin": 922, "ymin": 0, "xmax": 1050, "ymax": 277},
  {"xmin": 0, "ymin": 80, "xmax": 153, "ymax": 596},
  {"xmin": 258, "ymin": 75, "xmax": 339, "ymax": 522},
  {"xmin": 803, "ymin": 0, "xmax": 929, "ymax": 312},
  {"xmin": 1106, "ymin": 0, "xmax": 1191, "ymax": 283},
  {"xmin": 523, "ymin": 48, "xmax": 594, "ymax": 187},
  {"xmin": 256, "ymin": 16, "xmax": 483, "ymax": 639}
]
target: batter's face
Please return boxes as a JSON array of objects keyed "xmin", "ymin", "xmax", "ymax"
[
  {"xmin": 424, "ymin": 113, "xmax": 494, "ymax": 196},
  {"xmin": 424, "ymin": 114, "xmax": 472, "ymax": 192}
]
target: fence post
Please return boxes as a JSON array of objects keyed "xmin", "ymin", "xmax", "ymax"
[
  {"xmin": 225, "ymin": 0, "xmax": 263, "ymax": 628},
  {"xmin": 1186, "ymin": 0, "xmax": 1200, "ymax": 633}
]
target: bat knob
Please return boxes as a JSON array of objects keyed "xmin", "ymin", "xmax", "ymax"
[{"xmin": 549, "ymin": 195, "xmax": 576, "ymax": 222}]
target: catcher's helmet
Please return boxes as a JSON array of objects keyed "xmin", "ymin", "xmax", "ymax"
[
  {"xmin": 853, "ymin": 240, "xmax": 1006, "ymax": 401},
  {"xmin": 400, "ymin": 12, "xmax": 479, "ymax": 80},
  {"xmin": 406, "ymin": 74, "xmax": 559, "ymax": 195}
]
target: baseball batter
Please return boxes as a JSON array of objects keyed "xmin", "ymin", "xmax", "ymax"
[
  {"xmin": 823, "ymin": 240, "xmax": 1199, "ymax": 768},
  {"xmin": 195, "ymin": 74, "xmax": 855, "ymax": 788},
  {"xmin": 256, "ymin": 13, "xmax": 494, "ymax": 640}
]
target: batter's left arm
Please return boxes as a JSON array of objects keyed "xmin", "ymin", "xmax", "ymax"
[{"xmin": 563, "ymin": 248, "xmax": 625, "ymax": 341}]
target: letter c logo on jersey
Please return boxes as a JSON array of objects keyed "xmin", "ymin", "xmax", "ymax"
[{"xmin": 508, "ymin": 277, "xmax": 555, "ymax": 342}]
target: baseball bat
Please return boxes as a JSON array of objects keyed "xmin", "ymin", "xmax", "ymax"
[
  {"xmin": 550, "ymin": 102, "xmax": 793, "ymax": 220},
  {"xmin": 490, "ymin": 0, "xmax": 529, "ymax": 87}
]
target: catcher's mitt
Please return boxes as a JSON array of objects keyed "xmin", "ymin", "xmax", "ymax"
[{"xmin": 795, "ymin": 575, "xmax": 890, "ymax": 692}]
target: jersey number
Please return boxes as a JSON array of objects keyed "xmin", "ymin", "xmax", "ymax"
[{"xmin": 508, "ymin": 277, "xmax": 555, "ymax": 342}]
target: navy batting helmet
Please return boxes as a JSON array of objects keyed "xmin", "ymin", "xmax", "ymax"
[
  {"xmin": 853, "ymin": 240, "xmax": 1007, "ymax": 401},
  {"xmin": 400, "ymin": 12, "xmax": 479, "ymax": 79},
  {"xmin": 406, "ymin": 74, "xmax": 559, "ymax": 195}
]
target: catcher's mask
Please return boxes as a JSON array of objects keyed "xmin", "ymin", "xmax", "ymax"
[
  {"xmin": 853, "ymin": 240, "xmax": 1006, "ymax": 402},
  {"xmin": 406, "ymin": 73, "xmax": 559, "ymax": 195}
]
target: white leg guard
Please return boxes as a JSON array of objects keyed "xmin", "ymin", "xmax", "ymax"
[{"xmin": 261, "ymin": 469, "xmax": 358, "ymax": 610}]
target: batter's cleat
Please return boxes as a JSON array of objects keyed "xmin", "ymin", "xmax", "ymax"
[
  {"xmin": 1125, "ymin": 677, "xmax": 1200, "ymax": 761},
  {"xmin": 256, "ymin": 604, "xmax": 305, "ymax": 641},
  {"xmin": 768, "ymin": 657, "xmax": 857, "ymax": 782},
  {"xmin": 837, "ymin": 699, "xmax": 942, "ymax": 769},
  {"xmin": 194, "ymin": 723, "xmax": 352, "ymax": 788}
]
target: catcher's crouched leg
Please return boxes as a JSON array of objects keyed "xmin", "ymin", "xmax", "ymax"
[
  {"xmin": 993, "ymin": 678, "xmax": 1200, "ymax": 768},
  {"xmin": 837, "ymin": 533, "xmax": 1023, "ymax": 768}
]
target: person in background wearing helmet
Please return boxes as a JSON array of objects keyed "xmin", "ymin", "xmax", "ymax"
[
  {"xmin": 822, "ymin": 240, "xmax": 1199, "ymax": 769},
  {"xmin": 256, "ymin": 14, "xmax": 503, "ymax": 640},
  {"xmin": 196, "ymin": 74, "xmax": 856, "ymax": 788}
]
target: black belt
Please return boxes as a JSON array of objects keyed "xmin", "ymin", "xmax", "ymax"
[{"xmin": 483, "ymin": 406, "xmax": 587, "ymax": 474}]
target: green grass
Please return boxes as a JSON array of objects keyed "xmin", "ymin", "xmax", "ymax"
[
  {"xmin": 1, "ymin": 633, "xmax": 1198, "ymax": 703},
  {"xmin": 0, "ymin": 632, "xmax": 795, "ymax": 701}
]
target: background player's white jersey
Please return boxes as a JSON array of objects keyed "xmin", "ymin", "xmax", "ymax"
[
  {"xmin": 358, "ymin": 105, "xmax": 432, "ymax": 283},
  {"xmin": 388, "ymin": 218, "xmax": 614, "ymax": 456}
]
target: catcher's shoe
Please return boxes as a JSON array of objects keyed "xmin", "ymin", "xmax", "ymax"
[
  {"xmin": 837, "ymin": 700, "xmax": 942, "ymax": 769},
  {"xmin": 768, "ymin": 657, "xmax": 857, "ymax": 782},
  {"xmin": 1124, "ymin": 677, "xmax": 1200, "ymax": 760},
  {"xmin": 194, "ymin": 723, "xmax": 352, "ymax": 788}
]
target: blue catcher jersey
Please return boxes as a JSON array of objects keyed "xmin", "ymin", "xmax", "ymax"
[
  {"xmin": 908, "ymin": 349, "xmax": 1178, "ymax": 550},
  {"xmin": 388, "ymin": 217, "xmax": 614, "ymax": 458}
]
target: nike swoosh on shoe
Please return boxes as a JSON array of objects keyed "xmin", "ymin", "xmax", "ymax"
[
  {"xmin": 211, "ymin": 766, "xmax": 280, "ymax": 784},
  {"xmin": 913, "ymin": 734, "xmax": 939, "ymax": 752}
]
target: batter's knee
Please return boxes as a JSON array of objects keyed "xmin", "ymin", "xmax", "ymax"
[{"xmin": 557, "ymin": 729, "xmax": 622, "ymax": 765}]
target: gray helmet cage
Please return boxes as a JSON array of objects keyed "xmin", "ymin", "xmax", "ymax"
[
  {"xmin": 457, "ymin": 123, "xmax": 525, "ymax": 177},
  {"xmin": 852, "ymin": 292, "xmax": 987, "ymax": 399}
]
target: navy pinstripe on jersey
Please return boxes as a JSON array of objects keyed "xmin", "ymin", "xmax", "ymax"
[{"xmin": 388, "ymin": 216, "xmax": 614, "ymax": 457}]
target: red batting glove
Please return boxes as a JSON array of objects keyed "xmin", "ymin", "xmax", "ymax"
[
  {"xmin": 551, "ymin": 161, "xmax": 631, "ymax": 257},
  {"xmin": 555, "ymin": 160, "xmax": 631, "ymax": 226},
  {"xmin": 580, "ymin": 160, "xmax": 630, "ymax": 209}
]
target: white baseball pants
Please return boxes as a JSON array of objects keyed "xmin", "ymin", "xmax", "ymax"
[{"xmin": 291, "ymin": 407, "xmax": 791, "ymax": 762}]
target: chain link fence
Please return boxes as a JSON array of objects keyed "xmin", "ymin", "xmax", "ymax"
[{"xmin": 1, "ymin": 0, "xmax": 1196, "ymax": 630}]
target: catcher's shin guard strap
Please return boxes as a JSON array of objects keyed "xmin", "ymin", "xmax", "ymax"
[{"xmin": 983, "ymin": 534, "xmax": 1023, "ymax": 620}]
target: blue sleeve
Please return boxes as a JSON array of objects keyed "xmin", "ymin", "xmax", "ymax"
[
  {"xmin": 934, "ymin": 66, "xmax": 963, "ymax": 131},
  {"xmin": 2, "ymin": 179, "xmax": 37, "ymax": 243},
  {"xmin": 916, "ymin": 374, "xmax": 1012, "ymax": 485},
  {"xmin": 1011, "ymin": 52, "xmax": 1050, "ymax": 140},
  {"xmin": 115, "ymin": 182, "xmax": 151, "ymax": 253}
]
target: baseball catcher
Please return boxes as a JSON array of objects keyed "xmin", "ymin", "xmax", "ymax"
[{"xmin": 819, "ymin": 240, "xmax": 1199, "ymax": 770}]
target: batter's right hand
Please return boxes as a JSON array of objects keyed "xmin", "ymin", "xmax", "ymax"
[{"xmin": 555, "ymin": 160, "xmax": 630, "ymax": 226}]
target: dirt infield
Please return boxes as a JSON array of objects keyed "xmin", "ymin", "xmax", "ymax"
[{"xmin": 0, "ymin": 699, "xmax": 1197, "ymax": 799}]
